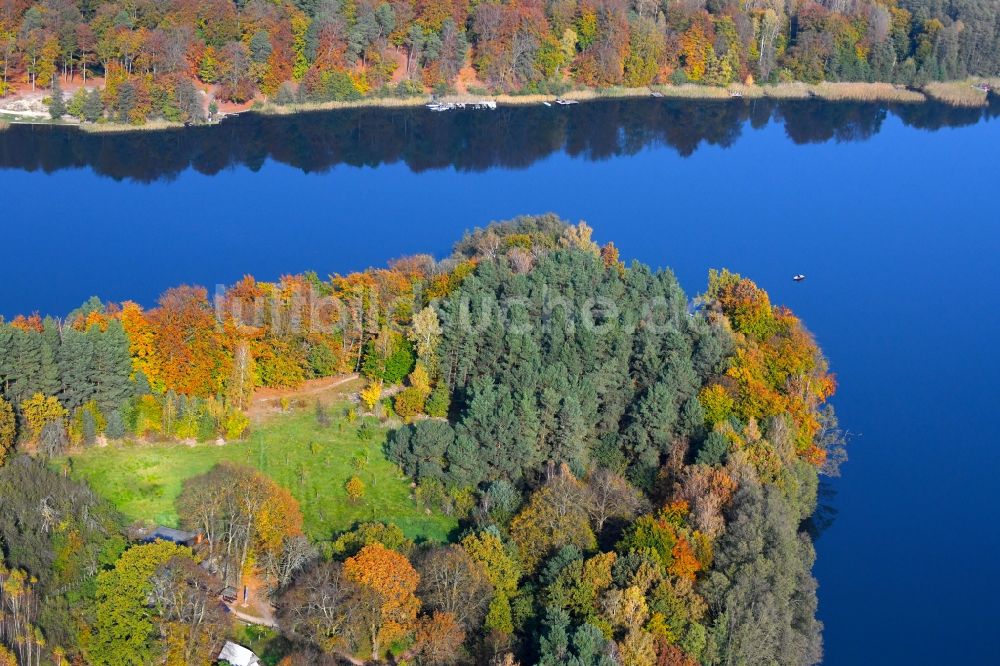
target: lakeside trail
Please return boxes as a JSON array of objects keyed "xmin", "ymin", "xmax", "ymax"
[
  {"xmin": 248, "ymin": 374, "xmax": 361, "ymax": 423},
  {"xmin": 3, "ymin": 78, "xmax": 995, "ymax": 134}
]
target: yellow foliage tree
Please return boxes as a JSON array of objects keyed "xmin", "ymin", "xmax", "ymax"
[
  {"xmin": 345, "ymin": 475, "xmax": 365, "ymax": 503},
  {"xmin": 360, "ymin": 380, "xmax": 383, "ymax": 411},
  {"xmin": 509, "ymin": 470, "xmax": 596, "ymax": 573},
  {"xmin": 0, "ymin": 397, "xmax": 15, "ymax": 464},
  {"xmin": 19, "ymin": 393, "xmax": 66, "ymax": 438},
  {"xmin": 119, "ymin": 301, "xmax": 164, "ymax": 391},
  {"xmin": 680, "ymin": 24, "xmax": 713, "ymax": 81}
]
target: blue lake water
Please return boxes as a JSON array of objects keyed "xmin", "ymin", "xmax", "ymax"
[{"xmin": 1, "ymin": 98, "xmax": 998, "ymax": 663}]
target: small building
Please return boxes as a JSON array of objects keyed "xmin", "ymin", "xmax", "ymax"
[
  {"xmin": 221, "ymin": 586, "xmax": 238, "ymax": 603},
  {"xmin": 142, "ymin": 526, "xmax": 202, "ymax": 547},
  {"xmin": 218, "ymin": 641, "xmax": 260, "ymax": 666}
]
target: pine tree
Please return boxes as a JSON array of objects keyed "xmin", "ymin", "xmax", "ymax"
[
  {"xmin": 424, "ymin": 384, "xmax": 450, "ymax": 418},
  {"xmin": 552, "ymin": 396, "xmax": 588, "ymax": 475},
  {"xmin": 58, "ymin": 327, "xmax": 94, "ymax": 410},
  {"xmin": 10, "ymin": 330, "xmax": 43, "ymax": 404},
  {"xmin": 82, "ymin": 408, "xmax": 97, "ymax": 446},
  {"xmin": 92, "ymin": 320, "xmax": 134, "ymax": 413},
  {"xmin": 175, "ymin": 77, "xmax": 205, "ymax": 124},
  {"xmin": 39, "ymin": 318, "xmax": 62, "ymax": 397},
  {"xmin": 48, "ymin": 75, "xmax": 65, "ymax": 120},
  {"xmin": 105, "ymin": 409, "xmax": 125, "ymax": 439},
  {"xmin": 0, "ymin": 325, "xmax": 13, "ymax": 396},
  {"xmin": 695, "ymin": 431, "xmax": 729, "ymax": 466},
  {"xmin": 537, "ymin": 606, "xmax": 572, "ymax": 665},
  {"xmin": 622, "ymin": 380, "xmax": 679, "ymax": 481},
  {"xmin": 82, "ymin": 88, "xmax": 103, "ymax": 123}
]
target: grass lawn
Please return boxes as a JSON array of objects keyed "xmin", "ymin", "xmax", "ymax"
[{"xmin": 64, "ymin": 405, "xmax": 458, "ymax": 544}]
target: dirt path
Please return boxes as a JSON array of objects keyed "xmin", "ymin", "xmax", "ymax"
[
  {"xmin": 248, "ymin": 374, "xmax": 360, "ymax": 420},
  {"xmin": 229, "ymin": 606, "xmax": 279, "ymax": 628},
  {"xmin": 225, "ymin": 573, "xmax": 279, "ymax": 627}
]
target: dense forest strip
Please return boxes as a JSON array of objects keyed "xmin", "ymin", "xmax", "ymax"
[
  {"xmin": 0, "ymin": 0, "xmax": 998, "ymax": 125},
  {"xmin": 0, "ymin": 216, "xmax": 846, "ymax": 665}
]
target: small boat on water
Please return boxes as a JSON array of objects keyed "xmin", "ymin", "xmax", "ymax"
[
  {"xmin": 555, "ymin": 98, "xmax": 579, "ymax": 105},
  {"xmin": 729, "ymin": 90, "xmax": 744, "ymax": 98},
  {"xmin": 543, "ymin": 101, "xmax": 552, "ymax": 107},
  {"xmin": 793, "ymin": 274, "xmax": 806, "ymax": 282},
  {"xmin": 650, "ymin": 91, "xmax": 664, "ymax": 98}
]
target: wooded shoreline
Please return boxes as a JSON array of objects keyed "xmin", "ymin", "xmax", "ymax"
[{"xmin": 2, "ymin": 78, "xmax": 995, "ymax": 134}]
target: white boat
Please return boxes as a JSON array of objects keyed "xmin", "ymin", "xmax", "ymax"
[
  {"xmin": 650, "ymin": 91, "xmax": 664, "ymax": 98},
  {"xmin": 730, "ymin": 90, "xmax": 744, "ymax": 98},
  {"xmin": 793, "ymin": 274, "xmax": 806, "ymax": 282},
  {"xmin": 555, "ymin": 98, "xmax": 579, "ymax": 105},
  {"xmin": 543, "ymin": 101, "xmax": 552, "ymax": 107}
]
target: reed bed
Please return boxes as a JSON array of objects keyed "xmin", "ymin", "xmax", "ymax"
[
  {"xmin": 753, "ymin": 81, "xmax": 925, "ymax": 102},
  {"xmin": 811, "ymin": 81, "xmax": 925, "ymax": 103},
  {"xmin": 650, "ymin": 84, "xmax": 735, "ymax": 99},
  {"xmin": 257, "ymin": 96, "xmax": 431, "ymax": 115},
  {"xmin": 923, "ymin": 81, "xmax": 989, "ymax": 107},
  {"xmin": 78, "ymin": 119, "xmax": 184, "ymax": 133}
]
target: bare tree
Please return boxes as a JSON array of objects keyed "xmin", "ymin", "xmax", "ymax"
[
  {"xmin": 416, "ymin": 545, "xmax": 492, "ymax": 630},
  {"xmin": 151, "ymin": 556, "xmax": 229, "ymax": 666},
  {"xmin": 263, "ymin": 535, "xmax": 318, "ymax": 592},
  {"xmin": 583, "ymin": 468, "xmax": 644, "ymax": 533},
  {"xmin": 278, "ymin": 561, "xmax": 369, "ymax": 664}
]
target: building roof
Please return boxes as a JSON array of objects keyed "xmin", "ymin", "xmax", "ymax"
[
  {"xmin": 145, "ymin": 526, "xmax": 199, "ymax": 544},
  {"xmin": 218, "ymin": 641, "xmax": 260, "ymax": 666}
]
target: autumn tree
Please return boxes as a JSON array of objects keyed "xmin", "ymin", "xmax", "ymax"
[
  {"xmin": 342, "ymin": 542, "xmax": 421, "ymax": 660},
  {"xmin": 177, "ymin": 462, "xmax": 303, "ymax": 589},
  {"xmin": 413, "ymin": 611, "xmax": 465, "ymax": 665},
  {"xmin": 19, "ymin": 393, "xmax": 66, "ymax": 440},
  {"xmin": 0, "ymin": 398, "xmax": 14, "ymax": 464},
  {"xmin": 146, "ymin": 286, "xmax": 227, "ymax": 396},
  {"xmin": 346, "ymin": 475, "xmax": 365, "ymax": 502},
  {"xmin": 510, "ymin": 467, "xmax": 597, "ymax": 573},
  {"xmin": 89, "ymin": 541, "xmax": 194, "ymax": 666},
  {"xmin": 0, "ymin": 562, "xmax": 44, "ymax": 666}
]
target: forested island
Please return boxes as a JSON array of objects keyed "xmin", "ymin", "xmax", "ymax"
[
  {"xmin": 0, "ymin": 217, "xmax": 845, "ymax": 665},
  {"xmin": 0, "ymin": 0, "xmax": 998, "ymax": 126}
]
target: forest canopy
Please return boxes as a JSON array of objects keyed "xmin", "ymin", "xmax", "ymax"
[
  {"xmin": 0, "ymin": 216, "xmax": 846, "ymax": 665},
  {"xmin": 1, "ymin": 0, "xmax": 998, "ymax": 123}
]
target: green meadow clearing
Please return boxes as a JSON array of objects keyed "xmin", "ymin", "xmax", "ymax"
[{"xmin": 63, "ymin": 406, "xmax": 458, "ymax": 543}]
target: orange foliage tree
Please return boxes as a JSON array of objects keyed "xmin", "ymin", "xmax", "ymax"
[
  {"xmin": 342, "ymin": 543, "xmax": 421, "ymax": 659},
  {"xmin": 145, "ymin": 286, "xmax": 228, "ymax": 396}
]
